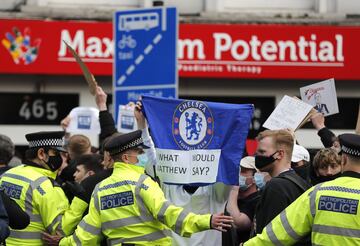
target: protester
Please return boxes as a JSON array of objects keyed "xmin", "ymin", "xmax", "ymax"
[
  {"xmin": 311, "ymin": 112, "xmax": 338, "ymax": 148},
  {"xmin": 0, "ymin": 131, "xmax": 89, "ymax": 245},
  {"xmin": 310, "ymin": 148, "xmax": 341, "ymax": 185},
  {"xmin": 244, "ymin": 133, "xmax": 360, "ymax": 245},
  {"xmin": 73, "ymin": 154, "xmax": 103, "ymax": 184},
  {"xmin": 57, "ymin": 134, "xmax": 93, "ymax": 201},
  {"xmin": 253, "ymin": 129, "xmax": 311, "ymax": 245},
  {"xmin": 46, "ymin": 130, "xmax": 234, "ymax": 245},
  {"xmin": 291, "ymin": 144, "xmax": 311, "ymax": 183},
  {"xmin": 135, "ymin": 100, "xmax": 231, "ymax": 246},
  {"xmin": 222, "ymin": 156, "xmax": 260, "ymax": 246},
  {"xmin": 0, "ymin": 134, "xmax": 15, "ymax": 175}
]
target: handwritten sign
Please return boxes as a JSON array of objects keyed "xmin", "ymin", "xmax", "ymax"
[
  {"xmin": 300, "ymin": 78, "xmax": 339, "ymax": 116},
  {"xmin": 155, "ymin": 148, "xmax": 221, "ymax": 184},
  {"xmin": 263, "ymin": 95, "xmax": 313, "ymax": 131}
]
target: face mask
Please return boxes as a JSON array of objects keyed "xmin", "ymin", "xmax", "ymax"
[
  {"xmin": 45, "ymin": 154, "xmax": 63, "ymax": 171},
  {"xmin": 136, "ymin": 153, "xmax": 148, "ymax": 168},
  {"xmin": 239, "ymin": 175, "xmax": 252, "ymax": 191},
  {"xmin": 254, "ymin": 172, "xmax": 266, "ymax": 190},
  {"xmin": 255, "ymin": 151, "xmax": 278, "ymax": 169},
  {"xmin": 315, "ymin": 172, "xmax": 341, "ymax": 184}
]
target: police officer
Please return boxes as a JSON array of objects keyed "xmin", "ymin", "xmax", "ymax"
[
  {"xmin": 244, "ymin": 133, "xmax": 360, "ymax": 245},
  {"xmin": 58, "ymin": 130, "xmax": 234, "ymax": 245},
  {"xmin": 0, "ymin": 131, "xmax": 89, "ymax": 245}
]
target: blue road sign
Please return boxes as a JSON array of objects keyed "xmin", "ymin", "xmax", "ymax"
[{"xmin": 113, "ymin": 7, "xmax": 178, "ymax": 122}]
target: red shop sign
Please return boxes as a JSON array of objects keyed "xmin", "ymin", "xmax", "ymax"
[{"xmin": 0, "ymin": 19, "xmax": 359, "ymax": 79}]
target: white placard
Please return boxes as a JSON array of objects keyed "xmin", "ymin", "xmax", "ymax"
[
  {"xmin": 155, "ymin": 148, "xmax": 221, "ymax": 184},
  {"xmin": 66, "ymin": 107, "xmax": 100, "ymax": 134},
  {"xmin": 300, "ymin": 78, "xmax": 339, "ymax": 116},
  {"xmin": 263, "ymin": 95, "xmax": 313, "ymax": 130},
  {"xmin": 117, "ymin": 105, "xmax": 138, "ymax": 133}
]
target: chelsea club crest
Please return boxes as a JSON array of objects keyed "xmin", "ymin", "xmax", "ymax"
[{"xmin": 172, "ymin": 100, "xmax": 214, "ymax": 150}]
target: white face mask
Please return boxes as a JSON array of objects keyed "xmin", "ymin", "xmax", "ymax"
[
  {"xmin": 135, "ymin": 153, "xmax": 149, "ymax": 168},
  {"xmin": 238, "ymin": 175, "xmax": 253, "ymax": 191},
  {"xmin": 254, "ymin": 172, "xmax": 266, "ymax": 190}
]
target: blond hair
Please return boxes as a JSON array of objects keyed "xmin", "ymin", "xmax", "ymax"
[
  {"xmin": 256, "ymin": 129, "xmax": 294, "ymax": 161},
  {"xmin": 313, "ymin": 148, "xmax": 341, "ymax": 170},
  {"xmin": 67, "ymin": 134, "xmax": 91, "ymax": 158}
]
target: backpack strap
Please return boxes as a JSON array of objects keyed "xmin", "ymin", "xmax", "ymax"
[{"xmin": 279, "ymin": 173, "xmax": 311, "ymax": 192}]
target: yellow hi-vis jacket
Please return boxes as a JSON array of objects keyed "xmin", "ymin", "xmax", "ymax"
[
  {"xmin": 60, "ymin": 162, "xmax": 212, "ymax": 246},
  {"xmin": 244, "ymin": 171, "xmax": 360, "ymax": 246},
  {"xmin": 0, "ymin": 163, "xmax": 88, "ymax": 246}
]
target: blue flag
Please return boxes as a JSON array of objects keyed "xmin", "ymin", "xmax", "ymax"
[{"xmin": 142, "ymin": 95, "xmax": 254, "ymax": 185}]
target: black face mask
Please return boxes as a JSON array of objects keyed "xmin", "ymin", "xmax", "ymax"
[
  {"xmin": 255, "ymin": 151, "xmax": 278, "ymax": 169},
  {"xmin": 45, "ymin": 154, "xmax": 63, "ymax": 171},
  {"xmin": 315, "ymin": 172, "xmax": 342, "ymax": 184}
]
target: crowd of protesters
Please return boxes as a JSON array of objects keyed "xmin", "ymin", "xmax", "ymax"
[{"xmin": 0, "ymin": 85, "xmax": 358, "ymax": 245}]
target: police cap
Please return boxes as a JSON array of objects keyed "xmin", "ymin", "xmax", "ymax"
[
  {"xmin": 104, "ymin": 130, "xmax": 149, "ymax": 156},
  {"xmin": 25, "ymin": 131, "xmax": 67, "ymax": 152},
  {"xmin": 339, "ymin": 133, "xmax": 360, "ymax": 157}
]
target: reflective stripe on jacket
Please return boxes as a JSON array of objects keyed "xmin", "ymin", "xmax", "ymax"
[
  {"xmin": 0, "ymin": 164, "xmax": 88, "ymax": 245},
  {"xmin": 244, "ymin": 175, "xmax": 360, "ymax": 245},
  {"xmin": 60, "ymin": 162, "xmax": 211, "ymax": 246}
]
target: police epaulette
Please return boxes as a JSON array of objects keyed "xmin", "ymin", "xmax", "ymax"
[
  {"xmin": 144, "ymin": 171, "xmax": 161, "ymax": 187},
  {"xmin": 48, "ymin": 177, "xmax": 61, "ymax": 188}
]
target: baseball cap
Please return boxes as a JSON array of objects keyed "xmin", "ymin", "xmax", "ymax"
[
  {"xmin": 240, "ymin": 156, "xmax": 257, "ymax": 170},
  {"xmin": 292, "ymin": 144, "xmax": 310, "ymax": 163}
]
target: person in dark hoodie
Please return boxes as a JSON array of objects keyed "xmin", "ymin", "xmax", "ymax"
[
  {"xmin": 291, "ymin": 144, "xmax": 311, "ymax": 184},
  {"xmin": 310, "ymin": 148, "xmax": 341, "ymax": 185},
  {"xmin": 311, "ymin": 112, "xmax": 338, "ymax": 148}
]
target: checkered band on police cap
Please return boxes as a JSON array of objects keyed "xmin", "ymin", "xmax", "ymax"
[
  {"xmin": 341, "ymin": 145, "xmax": 360, "ymax": 157},
  {"xmin": 28, "ymin": 138, "xmax": 64, "ymax": 148},
  {"xmin": 25, "ymin": 131, "xmax": 65, "ymax": 150},
  {"xmin": 339, "ymin": 133, "xmax": 360, "ymax": 157},
  {"xmin": 105, "ymin": 130, "xmax": 149, "ymax": 156},
  {"xmin": 108, "ymin": 137, "xmax": 144, "ymax": 155}
]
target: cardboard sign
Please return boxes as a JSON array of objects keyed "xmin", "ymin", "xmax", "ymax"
[
  {"xmin": 66, "ymin": 107, "xmax": 100, "ymax": 134},
  {"xmin": 263, "ymin": 95, "xmax": 313, "ymax": 131},
  {"xmin": 300, "ymin": 78, "xmax": 339, "ymax": 116},
  {"xmin": 63, "ymin": 41, "xmax": 98, "ymax": 95},
  {"xmin": 117, "ymin": 104, "xmax": 138, "ymax": 134}
]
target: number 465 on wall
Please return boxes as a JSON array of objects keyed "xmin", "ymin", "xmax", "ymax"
[{"xmin": 19, "ymin": 99, "xmax": 58, "ymax": 121}]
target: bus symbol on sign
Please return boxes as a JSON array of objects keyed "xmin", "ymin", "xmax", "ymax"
[
  {"xmin": 113, "ymin": 7, "xmax": 177, "ymax": 123},
  {"xmin": 119, "ymin": 13, "xmax": 159, "ymax": 31}
]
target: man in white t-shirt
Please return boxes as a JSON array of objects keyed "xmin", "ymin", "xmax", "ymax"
[{"xmin": 135, "ymin": 102, "xmax": 231, "ymax": 246}]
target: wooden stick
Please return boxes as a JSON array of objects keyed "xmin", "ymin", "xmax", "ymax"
[{"xmin": 63, "ymin": 41, "xmax": 98, "ymax": 95}]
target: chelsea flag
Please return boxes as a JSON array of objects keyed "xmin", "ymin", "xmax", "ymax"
[{"xmin": 142, "ymin": 95, "xmax": 254, "ymax": 185}]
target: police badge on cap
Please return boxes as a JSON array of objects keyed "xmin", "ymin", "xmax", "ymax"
[
  {"xmin": 104, "ymin": 130, "xmax": 149, "ymax": 156},
  {"xmin": 25, "ymin": 131, "xmax": 67, "ymax": 152},
  {"xmin": 339, "ymin": 133, "xmax": 360, "ymax": 157}
]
